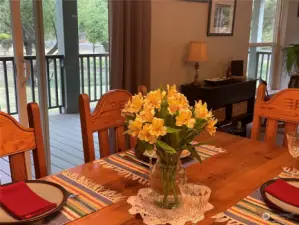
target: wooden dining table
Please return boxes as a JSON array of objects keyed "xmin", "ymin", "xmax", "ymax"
[{"xmin": 53, "ymin": 131, "xmax": 292, "ymax": 225}]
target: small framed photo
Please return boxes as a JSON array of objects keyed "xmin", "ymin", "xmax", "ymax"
[{"xmin": 207, "ymin": 0, "xmax": 237, "ymax": 36}]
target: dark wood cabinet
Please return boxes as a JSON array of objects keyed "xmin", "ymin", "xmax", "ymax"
[{"xmin": 181, "ymin": 79, "xmax": 257, "ymax": 126}]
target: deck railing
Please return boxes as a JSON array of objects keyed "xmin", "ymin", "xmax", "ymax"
[
  {"xmin": 0, "ymin": 53, "xmax": 109, "ymax": 115},
  {"xmin": 79, "ymin": 53, "xmax": 109, "ymax": 102},
  {"xmin": 255, "ymin": 51, "xmax": 272, "ymax": 82}
]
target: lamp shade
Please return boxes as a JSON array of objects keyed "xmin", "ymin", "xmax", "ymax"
[{"xmin": 187, "ymin": 41, "xmax": 208, "ymax": 62}]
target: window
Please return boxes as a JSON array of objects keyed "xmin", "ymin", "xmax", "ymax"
[{"xmin": 247, "ymin": 0, "xmax": 279, "ymax": 84}]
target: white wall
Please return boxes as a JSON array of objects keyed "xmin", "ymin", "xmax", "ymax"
[
  {"xmin": 285, "ymin": 0, "xmax": 299, "ymax": 45},
  {"xmin": 150, "ymin": 0, "xmax": 253, "ymax": 89}
]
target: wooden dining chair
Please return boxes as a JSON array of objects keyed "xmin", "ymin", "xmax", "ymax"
[
  {"xmin": 0, "ymin": 103, "xmax": 47, "ymax": 182},
  {"xmin": 79, "ymin": 89, "xmax": 135, "ymax": 163},
  {"xmin": 251, "ymin": 83, "xmax": 299, "ymax": 146},
  {"xmin": 138, "ymin": 85, "xmax": 148, "ymax": 96}
]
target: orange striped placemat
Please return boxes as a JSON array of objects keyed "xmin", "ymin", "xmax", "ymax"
[
  {"xmin": 44, "ymin": 171, "xmax": 124, "ymax": 225},
  {"xmin": 212, "ymin": 170, "xmax": 299, "ymax": 225}
]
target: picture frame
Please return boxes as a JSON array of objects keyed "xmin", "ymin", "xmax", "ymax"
[
  {"xmin": 207, "ymin": 0, "xmax": 237, "ymax": 36},
  {"xmin": 297, "ymin": 2, "xmax": 299, "ymax": 17}
]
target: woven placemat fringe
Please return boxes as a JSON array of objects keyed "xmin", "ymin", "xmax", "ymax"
[
  {"xmin": 212, "ymin": 213, "xmax": 245, "ymax": 225},
  {"xmin": 95, "ymin": 160, "xmax": 150, "ymax": 185},
  {"xmin": 62, "ymin": 171, "xmax": 125, "ymax": 202}
]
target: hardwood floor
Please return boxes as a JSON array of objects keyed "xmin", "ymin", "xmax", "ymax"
[{"xmin": 0, "ymin": 111, "xmax": 100, "ymax": 184}]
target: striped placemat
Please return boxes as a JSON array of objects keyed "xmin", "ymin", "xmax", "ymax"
[
  {"xmin": 212, "ymin": 169, "xmax": 299, "ymax": 225},
  {"xmin": 44, "ymin": 171, "xmax": 124, "ymax": 225},
  {"xmin": 94, "ymin": 145, "xmax": 226, "ymax": 185}
]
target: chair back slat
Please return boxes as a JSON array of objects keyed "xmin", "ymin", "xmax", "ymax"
[
  {"xmin": 252, "ymin": 84, "xmax": 299, "ymax": 146},
  {"xmin": 130, "ymin": 137, "xmax": 137, "ymax": 149},
  {"xmin": 80, "ymin": 90, "xmax": 133, "ymax": 162},
  {"xmin": 138, "ymin": 85, "xmax": 148, "ymax": 96},
  {"xmin": 251, "ymin": 116, "xmax": 261, "ymax": 141},
  {"xmin": 9, "ymin": 152, "xmax": 27, "ymax": 182},
  {"xmin": 79, "ymin": 94, "xmax": 96, "ymax": 163},
  {"xmin": 98, "ymin": 130, "xmax": 110, "ymax": 158},
  {"xmin": 28, "ymin": 103, "xmax": 47, "ymax": 178},
  {"xmin": 0, "ymin": 102, "xmax": 47, "ymax": 182},
  {"xmin": 115, "ymin": 126, "xmax": 126, "ymax": 152},
  {"xmin": 264, "ymin": 119, "xmax": 277, "ymax": 145},
  {"xmin": 284, "ymin": 123, "xmax": 298, "ymax": 147}
]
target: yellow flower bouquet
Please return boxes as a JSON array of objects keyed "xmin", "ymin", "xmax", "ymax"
[{"xmin": 122, "ymin": 85, "xmax": 217, "ymax": 208}]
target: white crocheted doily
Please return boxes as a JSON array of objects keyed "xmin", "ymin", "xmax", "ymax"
[{"xmin": 127, "ymin": 188, "xmax": 214, "ymax": 225}]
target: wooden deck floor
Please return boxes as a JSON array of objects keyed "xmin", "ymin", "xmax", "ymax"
[{"xmin": 0, "ymin": 111, "xmax": 99, "ymax": 184}]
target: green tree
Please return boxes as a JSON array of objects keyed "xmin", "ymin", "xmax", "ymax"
[
  {"xmin": 0, "ymin": 33, "xmax": 12, "ymax": 54},
  {"xmin": 0, "ymin": 0, "xmax": 109, "ymax": 54},
  {"xmin": 0, "ymin": 0, "xmax": 57, "ymax": 55},
  {"xmin": 78, "ymin": 0, "xmax": 108, "ymax": 51},
  {"xmin": 262, "ymin": 0, "xmax": 277, "ymax": 42}
]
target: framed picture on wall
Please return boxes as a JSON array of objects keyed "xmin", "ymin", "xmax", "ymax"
[{"xmin": 207, "ymin": 0, "xmax": 237, "ymax": 36}]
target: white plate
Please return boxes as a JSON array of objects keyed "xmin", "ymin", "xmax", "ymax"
[
  {"xmin": 261, "ymin": 179, "xmax": 299, "ymax": 218},
  {"xmin": 0, "ymin": 180, "xmax": 67, "ymax": 224}
]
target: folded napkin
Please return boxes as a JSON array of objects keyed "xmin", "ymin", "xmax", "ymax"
[
  {"xmin": 265, "ymin": 179, "xmax": 299, "ymax": 207},
  {"xmin": 0, "ymin": 181, "xmax": 57, "ymax": 220}
]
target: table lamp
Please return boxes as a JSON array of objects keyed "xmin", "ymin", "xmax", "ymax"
[{"xmin": 187, "ymin": 41, "xmax": 208, "ymax": 85}]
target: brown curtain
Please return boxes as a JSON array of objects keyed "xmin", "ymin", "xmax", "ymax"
[{"xmin": 109, "ymin": 0, "xmax": 151, "ymax": 94}]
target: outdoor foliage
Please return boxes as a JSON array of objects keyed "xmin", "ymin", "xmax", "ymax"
[
  {"xmin": 78, "ymin": 0, "xmax": 108, "ymax": 48},
  {"xmin": 283, "ymin": 44, "xmax": 299, "ymax": 75},
  {"xmin": 262, "ymin": 0, "xmax": 277, "ymax": 42},
  {"xmin": 0, "ymin": 33, "xmax": 12, "ymax": 51},
  {"xmin": 0, "ymin": 0, "xmax": 108, "ymax": 55}
]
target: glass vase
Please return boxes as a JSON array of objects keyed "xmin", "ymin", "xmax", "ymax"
[{"xmin": 149, "ymin": 151, "xmax": 187, "ymax": 209}]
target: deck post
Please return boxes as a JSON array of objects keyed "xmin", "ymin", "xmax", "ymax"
[{"xmin": 56, "ymin": 0, "xmax": 80, "ymax": 113}]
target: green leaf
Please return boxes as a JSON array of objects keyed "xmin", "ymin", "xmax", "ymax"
[
  {"xmin": 144, "ymin": 142, "xmax": 154, "ymax": 150},
  {"xmin": 135, "ymin": 140, "xmax": 146, "ymax": 158},
  {"xmin": 283, "ymin": 44, "xmax": 299, "ymax": 75},
  {"xmin": 180, "ymin": 129, "xmax": 199, "ymax": 146},
  {"xmin": 194, "ymin": 119, "xmax": 208, "ymax": 130},
  {"xmin": 166, "ymin": 127, "xmax": 181, "ymax": 133},
  {"xmin": 156, "ymin": 140, "xmax": 176, "ymax": 154},
  {"xmin": 184, "ymin": 145, "xmax": 202, "ymax": 163}
]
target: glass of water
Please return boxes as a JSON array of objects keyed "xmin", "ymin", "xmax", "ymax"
[
  {"xmin": 179, "ymin": 183, "xmax": 211, "ymax": 224},
  {"xmin": 287, "ymin": 132, "xmax": 299, "ymax": 177}
]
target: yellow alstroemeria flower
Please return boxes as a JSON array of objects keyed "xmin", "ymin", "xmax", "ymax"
[
  {"xmin": 149, "ymin": 117, "xmax": 167, "ymax": 137},
  {"xmin": 122, "ymin": 93, "xmax": 144, "ymax": 114},
  {"xmin": 167, "ymin": 93, "xmax": 189, "ymax": 115},
  {"xmin": 206, "ymin": 118, "xmax": 217, "ymax": 136},
  {"xmin": 194, "ymin": 100, "xmax": 212, "ymax": 120},
  {"xmin": 138, "ymin": 123, "xmax": 157, "ymax": 144},
  {"xmin": 145, "ymin": 89, "xmax": 166, "ymax": 110},
  {"xmin": 128, "ymin": 117, "xmax": 143, "ymax": 137},
  {"xmin": 167, "ymin": 84, "xmax": 178, "ymax": 97},
  {"xmin": 175, "ymin": 109, "xmax": 196, "ymax": 128},
  {"xmin": 139, "ymin": 104, "xmax": 155, "ymax": 122}
]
